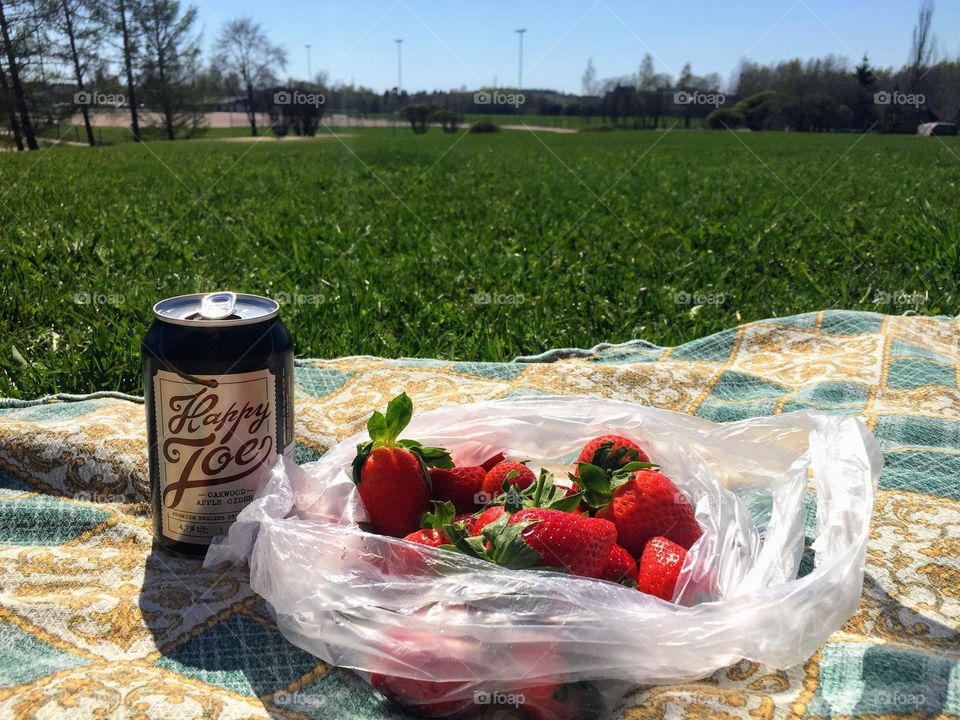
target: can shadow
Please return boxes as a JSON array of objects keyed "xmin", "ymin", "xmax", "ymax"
[{"xmin": 138, "ymin": 544, "xmax": 321, "ymax": 718}]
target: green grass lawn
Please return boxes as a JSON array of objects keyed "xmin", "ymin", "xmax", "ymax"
[{"xmin": 1, "ymin": 127, "xmax": 958, "ymax": 398}]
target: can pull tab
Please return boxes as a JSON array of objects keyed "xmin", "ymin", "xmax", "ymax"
[{"xmin": 199, "ymin": 291, "xmax": 237, "ymax": 320}]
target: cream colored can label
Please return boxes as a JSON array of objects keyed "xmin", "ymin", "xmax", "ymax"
[{"xmin": 154, "ymin": 369, "xmax": 276, "ymax": 544}]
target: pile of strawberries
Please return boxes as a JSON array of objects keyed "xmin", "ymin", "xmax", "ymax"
[{"xmin": 351, "ymin": 394, "xmax": 705, "ymax": 718}]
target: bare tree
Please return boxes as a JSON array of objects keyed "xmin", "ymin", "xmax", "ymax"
[
  {"xmin": 0, "ymin": 52, "xmax": 23, "ymax": 149},
  {"xmin": 108, "ymin": 0, "xmax": 142, "ymax": 140},
  {"xmin": 0, "ymin": 0, "xmax": 38, "ymax": 149},
  {"xmin": 135, "ymin": 0, "xmax": 199, "ymax": 140},
  {"xmin": 909, "ymin": 0, "xmax": 935, "ymax": 89},
  {"xmin": 214, "ymin": 17, "xmax": 286, "ymax": 136},
  {"xmin": 58, "ymin": 0, "xmax": 98, "ymax": 145}
]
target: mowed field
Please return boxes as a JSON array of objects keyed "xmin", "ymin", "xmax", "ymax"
[{"xmin": 1, "ymin": 128, "xmax": 958, "ymax": 398}]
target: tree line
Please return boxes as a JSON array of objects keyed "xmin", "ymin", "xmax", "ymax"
[
  {"xmin": 0, "ymin": 0, "xmax": 301, "ymax": 149},
  {"xmin": 0, "ymin": 0, "xmax": 954, "ymax": 149}
]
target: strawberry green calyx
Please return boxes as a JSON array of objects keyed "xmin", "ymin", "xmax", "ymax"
[
  {"xmin": 482, "ymin": 517, "xmax": 544, "ymax": 569},
  {"xmin": 368, "ymin": 392, "xmax": 414, "ymax": 447},
  {"xmin": 527, "ymin": 468, "xmax": 583, "ymax": 513},
  {"xmin": 440, "ymin": 512, "xmax": 546, "ymax": 571},
  {"xmin": 351, "ymin": 393, "xmax": 453, "ymax": 485},
  {"xmin": 586, "ymin": 439, "xmax": 641, "ymax": 471},
  {"xmin": 576, "ymin": 460, "xmax": 659, "ymax": 511},
  {"xmin": 420, "ymin": 500, "xmax": 457, "ymax": 530},
  {"xmin": 485, "ymin": 469, "xmax": 583, "ymax": 513},
  {"xmin": 499, "ymin": 470, "xmax": 521, "ymax": 494},
  {"xmin": 503, "ymin": 484, "xmax": 525, "ymax": 514}
]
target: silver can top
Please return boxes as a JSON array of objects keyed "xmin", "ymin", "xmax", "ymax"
[{"xmin": 153, "ymin": 292, "xmax": 280, "ymax": 327}]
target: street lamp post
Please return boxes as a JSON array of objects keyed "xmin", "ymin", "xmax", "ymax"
[
  {"xmin": 395, "ymin": 39, "xmax": 403, "ymax": 94},
  {"xmin": 305, "ymin": 44, "xmax": 312, "ymax": 82},
  {"xmin": 515, "ymin": 28, "xmax": 526, "ymax": 90}
]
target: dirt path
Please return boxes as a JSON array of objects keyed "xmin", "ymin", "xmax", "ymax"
[
  {"xmin": 219, "ymin": 134, "xmax": 352, "ymax": 142},
  {"xmin": 66, "ymin": 111, "xmax": 579, "ymax": 134},
  {"xmin": 500, "ymin": 124, "xmax": 577, "ymax": 134}
]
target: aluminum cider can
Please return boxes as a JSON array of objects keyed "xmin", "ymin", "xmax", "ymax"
[{"xmin": 142, "ymin": 292, "xmax": 294, "ymax": 557}]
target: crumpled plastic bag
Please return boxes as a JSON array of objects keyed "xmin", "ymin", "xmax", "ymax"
[{"xmin": 206, "ymin": 396, "xmax": 882, "ymax": 716}]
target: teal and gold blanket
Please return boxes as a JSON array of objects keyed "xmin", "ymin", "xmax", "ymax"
[{"xmin": 0, "ymin": 310, "xmax": 957, "ymax": 719}]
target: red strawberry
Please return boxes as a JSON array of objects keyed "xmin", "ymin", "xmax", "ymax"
[
  {"xmin": 506, "ymin": 509, "xmax": 616, "ymax": 578},
  {"xmin": 353, "ymin": 393, "xmax": 452, "ymax": 537},
  {"xmin": 481, "ymin": 461, "xmax": 536, "ymax": 497},
  {"xmin": 470, "ymin": 504, "xmax": 507, "ymax": 536},
  {"xmin": 370, "ymin": 630, "xmax": 477, "ymax": 717},
  {"xmin": 402, "ymin": 528, "xmax": 449, "ymax": 547},
  {"xmin": 480, "ymin": 451, "xmax": 506, "ymax": 471},
  {"xmin": 575, "ymin": 435, "xmax": 649, "ymax": 474},
  {"xmin": 580, "ymin": 464, "xmax": 701, "ymax": 557},
  {"xmin": 429, "ymin": 465, "xmax": 485, "ymax": 513},
  {"xmin": 600, "ymin": 544, "xmax": 637, "ymax": 585},
  {"xmin": 637, "ymin": 536, "xmax": 687, "ymax": 601}
]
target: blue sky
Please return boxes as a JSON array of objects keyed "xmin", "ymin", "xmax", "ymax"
[{"xmin": 193, "ymin": 0, "xmax": 960, "ymax": 93}]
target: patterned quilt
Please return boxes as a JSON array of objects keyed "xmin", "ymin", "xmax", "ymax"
[{"xmin": 0, "ymin": 309, "xmax": 957, "ymax": 720}]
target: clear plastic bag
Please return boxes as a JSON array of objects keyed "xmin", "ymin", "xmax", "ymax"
[{"xmin": 206, "ymin": 396, "xmax": 882, "ymax": 717}]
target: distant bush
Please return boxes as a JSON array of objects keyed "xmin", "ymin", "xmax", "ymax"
[
  {"xmin": 733, "ymin": 91, "xmax": 777, "ymax": 130},
  {"xmin": 705, "ymin": 109, "xmax": 746, "ymax": 130},
  {"xmin": 269, "ymin": 84, "xmax": 326, "ymax": 136},
  {"xmin": 402, "ymin": 104, "xmax": 437, "ymax": 133},
  {"xmin": 432, "ymin": 109, "xmax": 462, "ymax": 133},
  {"xmin": 469, "ymin": 121, "xmax": 500, "ymax": 133}
]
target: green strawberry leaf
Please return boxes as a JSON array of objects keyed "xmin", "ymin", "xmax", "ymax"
[
  {"xmin": 530, "ymin": 468, "xmax": 552, "ymax": 507},
  {"xmin": 421, "ymin": 500, "xmax": 457, "ymax": 529},
  {"xmin": 544, "ymin": 491, "xmax": 584, "ymax": 513},
  {"xmin": 499, "ymin": 469, "xmax": 520, "ymax": 493},
  {"xmin": 484, "ymin": 518, "xmax": 541, "ymax": 570},
  {"xmin": 383, "ymin": 392, "xmax": 413, "ymax": 443},
  {"xmin": 503, "ymin": 484, "xmax": 525, "ymax": 514},
  {"xmin": 351, "ymin": 441, "xmax": 373, "ymax": 485},
  {"xmin": 619, "ymin": 461, "xmax": 660, "ymax": 473},
  {"xmin": 441, "ymin": 520, "xmax": 491, "ymax": 560},
  {"xmin": 576, "ymin": 463, "xmax": 613, "ymax": 508},
  {"xmin": 367, "ymin": 411, "xmax": 389, "ymax": 443},
  {"xmin": 609, "ymin": 461, "xmax": 660, "ymax": 490},
  {"xmin": 589, "ymin": 440, "xmax": 639, "ymax": 470},
  {"xmin": 408, "ymin": 443, "xmax": 454, "ymax": 469}
]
